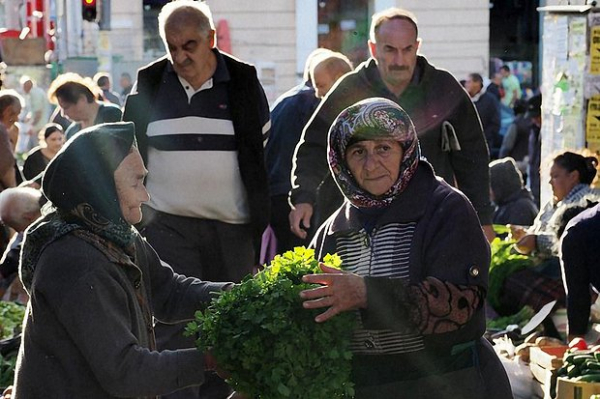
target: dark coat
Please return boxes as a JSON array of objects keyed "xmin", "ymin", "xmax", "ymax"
[
  {"xmin": 311, "ymin": 162, "xmax": 511, "ymax": 399},
  {"xmin": 291, "ymin": 56, "xmax": 493, "ymax": 227},
  {"xmin": 561, "ymin": 204, "xmax": 600, "ymax": 335},
  {"xmin": 14, "ymin": 231, "xmax": 229, "ymax": 398}
]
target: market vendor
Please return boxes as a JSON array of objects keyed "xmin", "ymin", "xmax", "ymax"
[
  {"xmin": 300, "ymin": 98, "xmax": 512, "ymax": 399},
  {"xmin": 12, "ymin": 122, "xmax": 232, "ymax": 398}
]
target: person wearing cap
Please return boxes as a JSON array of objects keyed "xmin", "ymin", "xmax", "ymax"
[
  {"xmin": 300, "ymin": 98, "xmax": 511, "ymax": 399},
  {"xmin": 12, "ymin": 122, "xmax": 233, "ymax": 398}
]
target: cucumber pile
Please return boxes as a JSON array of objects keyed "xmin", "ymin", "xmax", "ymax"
[{"xmin": 557, "ymin": 351, "xmax": 600, "ymax": 382}]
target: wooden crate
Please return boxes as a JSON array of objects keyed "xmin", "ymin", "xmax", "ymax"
[
  {"xmin": 530, "ymin": 346, "xmax": 569, "ymax": 370},
  {"xmin": 556, "ymin": 377, "xmax": 600, "ymax": 399},
  {"xmin": 530, "ymin": 346, "xmax": 569, "ymax": 399}
]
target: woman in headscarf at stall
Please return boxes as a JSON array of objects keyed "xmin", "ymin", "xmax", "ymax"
[
  {"xmin": 300, "ymin": 98, "xmax": 512, "ymax": 399},
  {"xmin": 13, "ymin": 122, "xmax": 233, "ymax": 398}
]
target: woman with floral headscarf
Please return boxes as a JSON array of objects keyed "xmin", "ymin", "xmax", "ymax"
[
  {"xmin": 13, "ymin": 122, "xmax": 233, "ymax": 398},
  {"xmin": 300, "ymin": 98, "xmax": 511, "ymax": 399}
]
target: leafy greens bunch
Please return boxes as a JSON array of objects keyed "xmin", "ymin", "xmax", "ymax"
[
  {"xmin": 488, "ymin": 225, "xmax": 535, "ymax": 313},
  {"xmin": 185, "ymin": 247, "xmax": 355, "ymax": 399}
]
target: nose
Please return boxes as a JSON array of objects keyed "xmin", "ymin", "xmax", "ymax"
[
  {"xmin": 172, "ymin": 51, "xmax": 187, "ymax": 65},
  {"xmin": 363, "ymin": 152, "xmax": 378, "ymax": 172}
]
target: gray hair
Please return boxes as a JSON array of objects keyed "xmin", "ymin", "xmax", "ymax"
[
  {"xmin": 369, "ymin": 7, "xmax": 418, "ymax": 43},
  {"xmin": 158, "ymin": 0, "xmax": 215, "ymax": 46},
  {"xmin": 0, "ymin": 89, "xmax": 25, "ymax": 113}
]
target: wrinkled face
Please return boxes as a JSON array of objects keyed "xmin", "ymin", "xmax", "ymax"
[
  {"xmin": 312, "ymin": 64, "xmax": 337, "ymax": 99},
  {"xmin": 1, "ymin": 103, "xmax": 21, "ymax": 128},
  {"xmin": 345, "ymin": 139, "xmax": 403, "ymax": 196},
  {"xmin": 165, "ymin": 23, "xmax": 215, "ymax": 84},
  {"xmin": 45, "ymin": 131, "xmax": 65, "ymax": 153},
  {"xmin": 369, "ymin": 19, "xmax": 419, "ymax": 92},
  {"xmin": 114, "ymin": 149, "xmax": 150, "ymax": 225},
  {"xmin": 58, "ymin": 95, "xmax": 89, "ymax": 122},
  {"xmin": 549, "ymin": 162, "xmax": 579, "ymax": 202}
]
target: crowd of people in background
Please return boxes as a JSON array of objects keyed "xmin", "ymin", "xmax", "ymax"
[{"xmin": 0, "ymin": 0, "xmax": 599, "ymax": 398}]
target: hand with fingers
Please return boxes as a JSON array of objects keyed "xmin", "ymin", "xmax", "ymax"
[
  {"xmin": 300, "ymin": 263, "xmax": 367, "ymax": 323},
  {"xmin": 289, "ymin": 203, "xmax": 313, "ymax": 239}
]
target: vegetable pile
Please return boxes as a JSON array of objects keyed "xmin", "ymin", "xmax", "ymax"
[
  {"xmin": 185, "ymin": 247, "xmax": 355, "ymax": 399},
  {"xmin": 488, "ymin": 226, "xmax": 535, "ymax": 313},
  {"xmin": 0, "ymin": 301, "xmax": 25, "ymax": 340},
  {"xmin": 0, "ymin": 301, "xmax": 25, "ymax": 388}
]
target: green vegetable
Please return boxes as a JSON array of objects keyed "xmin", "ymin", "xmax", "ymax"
[
  {"xmin": 0, "ymin": 301, "xmax": 25, "ymax": 340},
  {"xmin": 488, "ymin": 233, "xmax": 535, "ymax": 312},
  {"xmin": 185, "ymin": 247, "xmax": 355, "ymax": 399},
  {"xmin": 486, "ymin": 305, "xmax": 534, "ymax": 330},
  {"xmin": 0, "ymin": 353, "xmax": 17, "ymax": 388}
]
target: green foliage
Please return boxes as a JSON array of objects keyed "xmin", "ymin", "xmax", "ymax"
[
  {"xmin": 0, "ymin": 353, "xmax": 17, "ymax": 388},
  {"xmin": 0, "ymin": 301, "xmax": 25, "ymax": 340},
  {"xmin": 486, "ymin": 305, "xmax": 535, "ymax": 330},
  {"xmin": 0, "ymin": 301, "xmax": 25, "ymax": 389},
  {"xmin": 488, "ymin": 237, "xmax": 535, "ymax": 311},
  {"xmin": 185, "ymin": 247, "xmax": 355, "ymax": 399}
]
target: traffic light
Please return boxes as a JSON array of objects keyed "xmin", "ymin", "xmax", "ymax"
[{"xmin": 82, "ymin": 0, "xmax": 97, "ymax": 22}]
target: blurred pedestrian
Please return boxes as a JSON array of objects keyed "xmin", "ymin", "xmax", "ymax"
[
  {"xmin": 119, "ymin": 72, "xmax": 134, "ymax": 103},
  {"xmin": 47, "ymin": 73, "xmax": 122, "ymax": 140},
  {"xmin": 94, "ymin": 72, "xmax": 121, "ymax": 106},
  {"xmin": 265, "ymin": 48, "xmax": 330, "ymax": 254},
  {"xmin": 500, "ymin": 65, "xmax": 522, "ymax": 109},
  {"xmin": 465, "ymin": 72, "xmax": 500, "ymax": 159},
  {"xmin": 489, "ymin": 157, "xmax": 538, "ymax": 226},
  {"xmin": 18, "ymin": 76, "xmax": 49, "ymax": 154},
  {"xmin": 22, "ymin": 123, "xmax": 65, "ymax": 181}
]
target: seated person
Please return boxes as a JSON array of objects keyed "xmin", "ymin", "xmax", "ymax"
[
  {"xmin": 501, "ymin": 151, "xmax": 599, "ymax": 315},
  {"xmin": 511, "ymin": 151, "xmax": 599, "ymax": 259},
  {"xmin": 489, "ymin": 157, "xmax": 538, "ymax": 226}
]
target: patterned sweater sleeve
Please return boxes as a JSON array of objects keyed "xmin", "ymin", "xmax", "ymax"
[{"xmin": 361, "ymin": 276, "xmax": 485, "ymax": 334}]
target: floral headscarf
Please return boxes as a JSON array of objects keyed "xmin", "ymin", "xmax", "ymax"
[{"xmin": 328, "ymin": 97, "xmax": 421, "ymax": 209}]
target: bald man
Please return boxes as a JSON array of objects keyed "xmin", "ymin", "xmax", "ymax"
[{"xmin": 0, "ymin": 187, "xmax": 42, "ymax": 280}]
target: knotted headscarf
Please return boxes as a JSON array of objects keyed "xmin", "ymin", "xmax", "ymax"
[
  {"xmin": 328, "ymin": 97, "xmax": 420, "ymax": 209},
  {"xmin": 20, "ymin": 122, "xmax": 137, "ymax": 290}
]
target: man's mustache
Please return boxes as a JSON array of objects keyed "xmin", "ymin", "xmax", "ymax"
[{"xmin": 389, "ymin": 65, "xmax": 409, "ymax": 71}]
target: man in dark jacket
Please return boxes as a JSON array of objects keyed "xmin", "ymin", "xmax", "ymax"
[
  {"xmin": 465, "ymin": 72, "xmax": 500, "ymax": 159},
  {"xmin": 289, "ymin": 7, "xmax": 494, "ymax": 242},
  {"xmin": 122, "ymin": 1, "xmax": 270, "ymax": 398}
]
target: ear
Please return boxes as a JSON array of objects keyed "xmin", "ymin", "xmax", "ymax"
[
  {"xmin": 415, "ymin": 38, "xmax": 422, "ymax": 52},
  {"xmin": 368, "ymin": 40, "xmax": 377, "ymax": 58},
  {"xmin": 208, "ymin": 29, "xmax": 217, "ymax": 48},
  {"xmin": 570, "ymin": 169, "xmax": 581, "ymax": 184}
]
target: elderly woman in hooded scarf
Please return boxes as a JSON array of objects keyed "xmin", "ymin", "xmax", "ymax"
[
  {"xmin": 13, "ymin": 122, "xmax": 231, "ymax": 398},
  {"xmin": 300, "ymin": 98, "xmax": 512, "ymax": 399}
]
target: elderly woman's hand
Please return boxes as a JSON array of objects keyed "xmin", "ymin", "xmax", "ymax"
[{"xmin": 300, "ymin": 263, "xmax": 367, "ymax": 323}]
